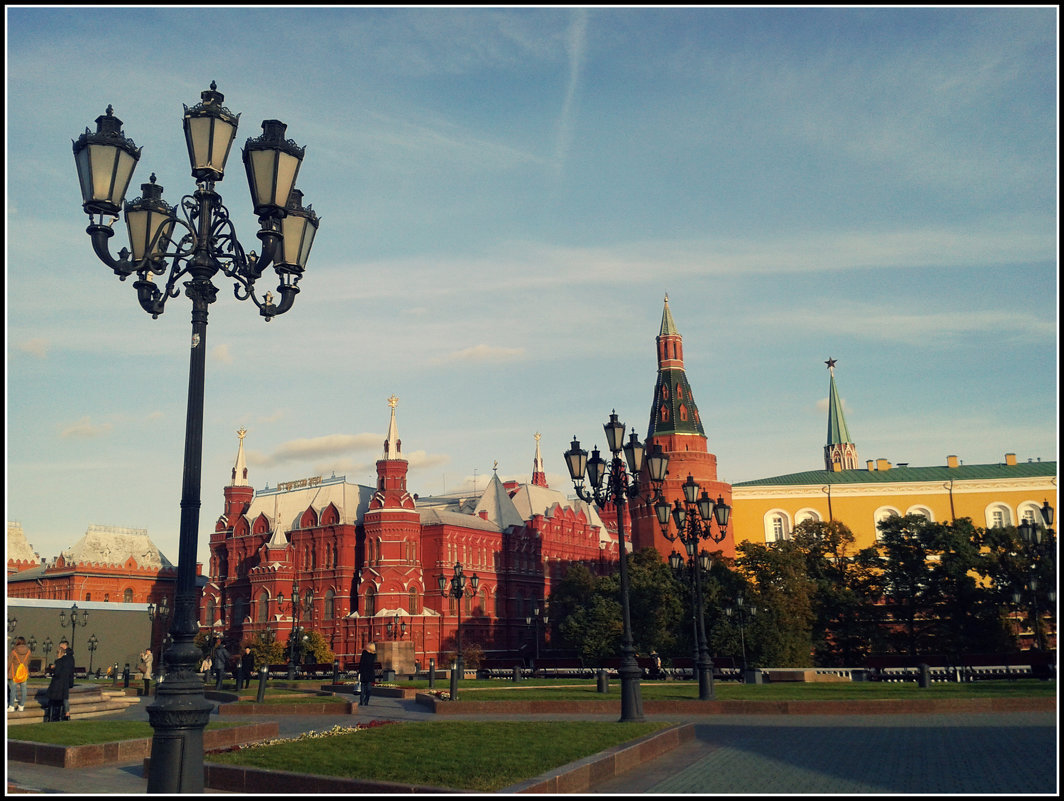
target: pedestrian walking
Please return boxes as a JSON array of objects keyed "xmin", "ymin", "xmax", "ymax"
[
  {"xmin": 138, "ymin": 648, "xmax": 153, "ymax": 696},
  {"xmin": 240, "ymin": 646, "xmax": 255, "ymax": 690},
  {"xmin": 357, "ymin": 643, "xmax": 376, "ymax": 706},
  {"xmin": 212, "ymin": 639, "xmax": 230, "ymax": 690},
  {"xmin": 8, "ymin": 636, "xmax": 31, "ymax": 712},
  {"xmin": 46, "ymin": 640, "xmax": 75, "ymax": 721}
]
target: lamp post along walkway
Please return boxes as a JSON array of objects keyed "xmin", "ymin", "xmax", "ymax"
[
  {"xmin": 658, "ymin": 474, "xmax": 730, "ymax": 701},
  {"xmin": 72, "ymin": 83, "xmax": 319, "ymax": 794},
  {"xmin": 565, "ymin": 411, "xmax": 669, "ymax": 722},
  {"xmin": 439, "ymin": 562, "xmax": 478, "ymax": 700}
]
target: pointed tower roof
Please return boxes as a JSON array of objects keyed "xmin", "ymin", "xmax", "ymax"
[
  {"xmin": 230, "ymin": 427, "xmax": 249, "ymax": 487},
  {"xmin": 646, "ymin": 294, "xmax": 706, "ymax": 440},
  {"xmin": 659, "ymin": 293, "xmax": 680, "ymax": 336},
  {"xmin": 474, "ymin": 464, "xmax": 527, "ymax": 530},
  {"xmin": 383, "ymin": 394, "xmax": 402, "ymax": 460},
  {"xmin": 824, "ymin": 358, "xmax": 859, "ymax": 471},
  {"xmin": 531, "ymin": 432, "xmax": 548, "ymax": 488},
  {"xmin": 825, "ymin": 359, "xmax": 851, "ymax": 445}
]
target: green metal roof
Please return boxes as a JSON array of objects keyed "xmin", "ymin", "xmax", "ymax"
[{"xmin": 734, "ymin": 461, "xmax": 1058, "ymax": 487}]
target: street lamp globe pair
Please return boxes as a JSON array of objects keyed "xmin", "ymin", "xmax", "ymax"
[
  {"xmin": 564, "ymin": 411, "xmax": 670, "ymax": 723},
  {"xmin": 72, "ymin": 83, "xmax": 320, "ymax": 794},
  {"xmin": 658, "ymin": 474, "xmax": 731, "ymax": 701}
]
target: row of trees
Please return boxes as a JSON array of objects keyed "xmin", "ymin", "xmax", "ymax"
[{"xmin": 546, "ymin": 517, "xmax": 1056, "ymax": 668}]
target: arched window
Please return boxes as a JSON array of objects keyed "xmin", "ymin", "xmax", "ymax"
[
  {"xmin": 984, "ymin": 504, "xmax": 1012, "ymax": 529},
  {"xmin": 206, "ymin": 598, "xmax": 216, "ymax": 627},
  {"xmin": 906, "ymin": 506, "xmax": 934, "ymax": 521},
  {"xmin": 257, "ymin": 590, "xmax": 269, "ymax": 622},
  {"xmin": 325, "ymin": 589, "xmax": 335, "ymax": 620},
  {"xmin": 364, "ymin": 586, "xmax": 376, "ymax": 617},
  {"xmin": 408, "ymin": 587, "xmax": 419, "ymax": 615},
  {"xmin": 764, "ymin": 511, "xmax": 791, "ymax": 543},
  {"xmin": 85, "ymin": 592, "xmax": 91, "ymax": 601},
  {"xmin": 873, "ymin": 507, "xmax": 902, "ymax": 541},
  {"xmin": 795, "ymin": 509, "xmax": 821, "ymax": 525},
  {"xmin": 123, "ymin": 588, "xmax": 134, "ymax": 603}
]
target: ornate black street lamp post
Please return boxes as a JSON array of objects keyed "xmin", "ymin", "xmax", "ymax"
[
  {"xmin": 148, "ymin": 597, "xmax": 170, "ymax": 658},
  {"xmin": 386, "ymin": 613, "xmax": 407, "ymax": 640},
  {"xmin": 59, "ymin": 603, "xmax": 89, "ymax": 657},
  {"xmin": 280, "ymin": 582, "xmax": 314, "ymax": 680},
  {"xmin": 438, "ymin": 561, "xmax": 478, "ymax": 700},
  {"xmin": 72, "ymin": 83, "xmax": 318, "ymax": 794},
  {"xmin": 1016, "ymin": 502, "xmax": 1056, "ymax": 652},
  {"xmin": 525, "ymin": 605, "xmax": 548, "ymax": 664},
  {"xmin": 723, "ymin": 596, "xmax": 757, "ymax": 673},
  {"xmin": 42, "ymin": 637, "xmax": 53, "ymax": 670},
  {"xmin": 657, "ymin": 474, "xmax": 730, "ymax": 700},
  {"xmin": 564, "ymin": 412, "xmax": 669, "ymax": 722},
  {"xmin": 86, "ymin": 633, "xmax": 100, "ymax": 675}
]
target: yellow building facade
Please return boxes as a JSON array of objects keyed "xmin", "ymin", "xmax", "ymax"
[
  {"xmin": 731, "ymin": 359, "xmax": 1057, "ymax": 550},
  {"xmin": 732, "ymin": 454, "xmax": 1057, "ymax": 551}
]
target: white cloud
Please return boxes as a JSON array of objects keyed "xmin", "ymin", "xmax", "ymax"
[
  {"xmin": 59, "ymin": 417, "xmax": 113, "ymax": 439},
  {"xmin": 435, "ymin": 344, "xmax": 526, "ymax": 364},
  {"xmin": 17, "ymin": 338, "xmax": 50, "ymax": 358}
]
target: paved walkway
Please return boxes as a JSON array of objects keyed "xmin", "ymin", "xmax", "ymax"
[{"xmin": 6, "ymin": 695, "xmax": 1058, "ymax": 794}]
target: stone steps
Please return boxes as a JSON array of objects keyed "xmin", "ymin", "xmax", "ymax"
[{"xmin": 6, "ymin": 685, "xmax": 142, "ymax": 725}]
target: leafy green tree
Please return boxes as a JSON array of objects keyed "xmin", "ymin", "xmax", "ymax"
[
  {"xmin": 244, "ymin": 631, "xmax": 285, "ymax": 668},
  {"xmin": 791, "ymin": 520, "xmax": 881, "ymax": 666},
  {"xmin": 978, "ymin": 523, "xmax": 1056, "ymax": 651},
  {"xmin": 626, "ymin": 548, "xmax": 684, "ymax": 657},
  {"xmin": 873, "ymin": 514, "xmax": 937, "ymax": 655},
  {"xmin": 735, "ymin": 540, "xmax": 816, "ymax": 666}
]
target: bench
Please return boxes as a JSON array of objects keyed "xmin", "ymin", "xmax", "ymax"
[{"xmin": 266, "ymin": 662, "xmax": 339, "ymax": 679}]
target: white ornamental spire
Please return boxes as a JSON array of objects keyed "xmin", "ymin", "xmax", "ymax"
[
  {"xmin": 230, "ymin": 427, "xmax": 249, "ymax": 486},
  {"xmin": 384, "ymin": 394, "xmax": 401, "ymax": 459}
]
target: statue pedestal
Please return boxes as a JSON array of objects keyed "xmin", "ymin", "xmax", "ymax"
[{"xmin": 376, "ymin": 640, "xmax": 416, "ymax": 674}]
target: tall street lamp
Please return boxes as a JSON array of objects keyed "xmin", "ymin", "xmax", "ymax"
[
  {"xmin": 438, "ymin": 561, "xmax": 478, "ymax": 701},
  {"xmin": 72, "ymin": 83, "xmax": 319, "ymax": 794},
  {"xmin": 1016, "ymin": 502, "xmax": 1056, "ymax": 652},
  {"xmin": 564, "ymin": 411, "xmax": 669, "ymax": 722},
  {"xmin": 59, "ymin": 603, "xmax": 89, "ymax": 656},
  {"xmin": 279, "ymin": 582, "xmax": 314, "ymax": 680},
  {"xmin": 723, "ymin": 596, "xmax": 757, "ymax": 673},
  {"xmin": 386, "ymin": 613, "xmax": 407, "ymax": 640},
  {"xmin": 657, "ymin": 474, "xmax": 731, "ymax": 700},
  {"xmin": 42, "ymin": 637, "xmax": 54, "ymax": 670}
]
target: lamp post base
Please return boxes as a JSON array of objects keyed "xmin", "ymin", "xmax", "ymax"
[
  {"xmin": 145, "ymin": 676, "xmax": 213, "ymax": 792},
  {"xmin": 618, "ymin": 654, "xmax": 645, "ymax": 723}
]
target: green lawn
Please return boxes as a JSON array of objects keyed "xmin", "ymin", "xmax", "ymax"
[
  {"xmin": 6, "ymin": 720, "xmax": 241, "ymax": 746},
  {"xmin": 205, "ymin": 720, "xmax": 671, "ymax": 791}
]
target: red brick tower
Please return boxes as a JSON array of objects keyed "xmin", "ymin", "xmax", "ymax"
[{"xmin": 630, "ymin": 296, "xmax": 734, "ymax": 558}]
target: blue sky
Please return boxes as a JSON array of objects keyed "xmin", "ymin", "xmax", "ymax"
[{"xmin": 6, "ymin": 7, "xmax": 1058, "ymax": 567}]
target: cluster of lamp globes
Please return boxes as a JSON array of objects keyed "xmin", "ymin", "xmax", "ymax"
[{"xmin": 72, "ymin": 81, "xmax": 319, "ymax": 319}]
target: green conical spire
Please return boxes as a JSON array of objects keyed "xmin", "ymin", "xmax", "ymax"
[{"xmin": 824, "ymin": 358, "xmax": 858, "ymax": 470}]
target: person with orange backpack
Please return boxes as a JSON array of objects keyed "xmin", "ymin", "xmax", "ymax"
[{"xmin": 8, "ymin": 636, "xmax": 31, "ymax": 712}]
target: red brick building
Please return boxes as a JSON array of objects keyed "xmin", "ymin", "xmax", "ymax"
[{"xmin": 204, "ymin": 406, "xmax": 617, "ymax": 668}]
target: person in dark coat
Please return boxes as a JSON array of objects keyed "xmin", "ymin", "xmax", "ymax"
[
  {"xmin": 212, "ymin": 639, "xmax": 231, "ymax": 690},
  {"xmin": 240, "ymin": 646, "xmax": 255, "ymax": 690},
  {"xmin": 46, "ymin": 640, "xmax": 75, "ymax": 721},
  {"xmin": 357, "ymin": 643, "xmax": 376, "ymax": 707}
]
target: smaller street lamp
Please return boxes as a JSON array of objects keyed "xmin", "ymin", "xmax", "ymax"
[
  {"xmin": 42, "ymin": 637, "xmax": 54, "ymax": 670},
  {"xmin": 87, "ymin": 633, "xmax": 100, "ymax": 675},
  {"xmin": 59, "ymin": 603, "xmax": 89, "ymax": 656},
  {"xmin": 147, "ymin": 597, "xmax": 170, "ymax": 662},
  {"xmin": 724, "ymin": 596, "xmax": 757, "ymax": 673},
  {"xmin": 438, "ymin": 561, "xmax": 478, "ymax": 700},
  {"xmin": 386, "ymin": 613, "xmax": 407, "ymax": 640},
  {"xmin": 525, "ymin": 605, "xmax": 549, "ymax": 664}
]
